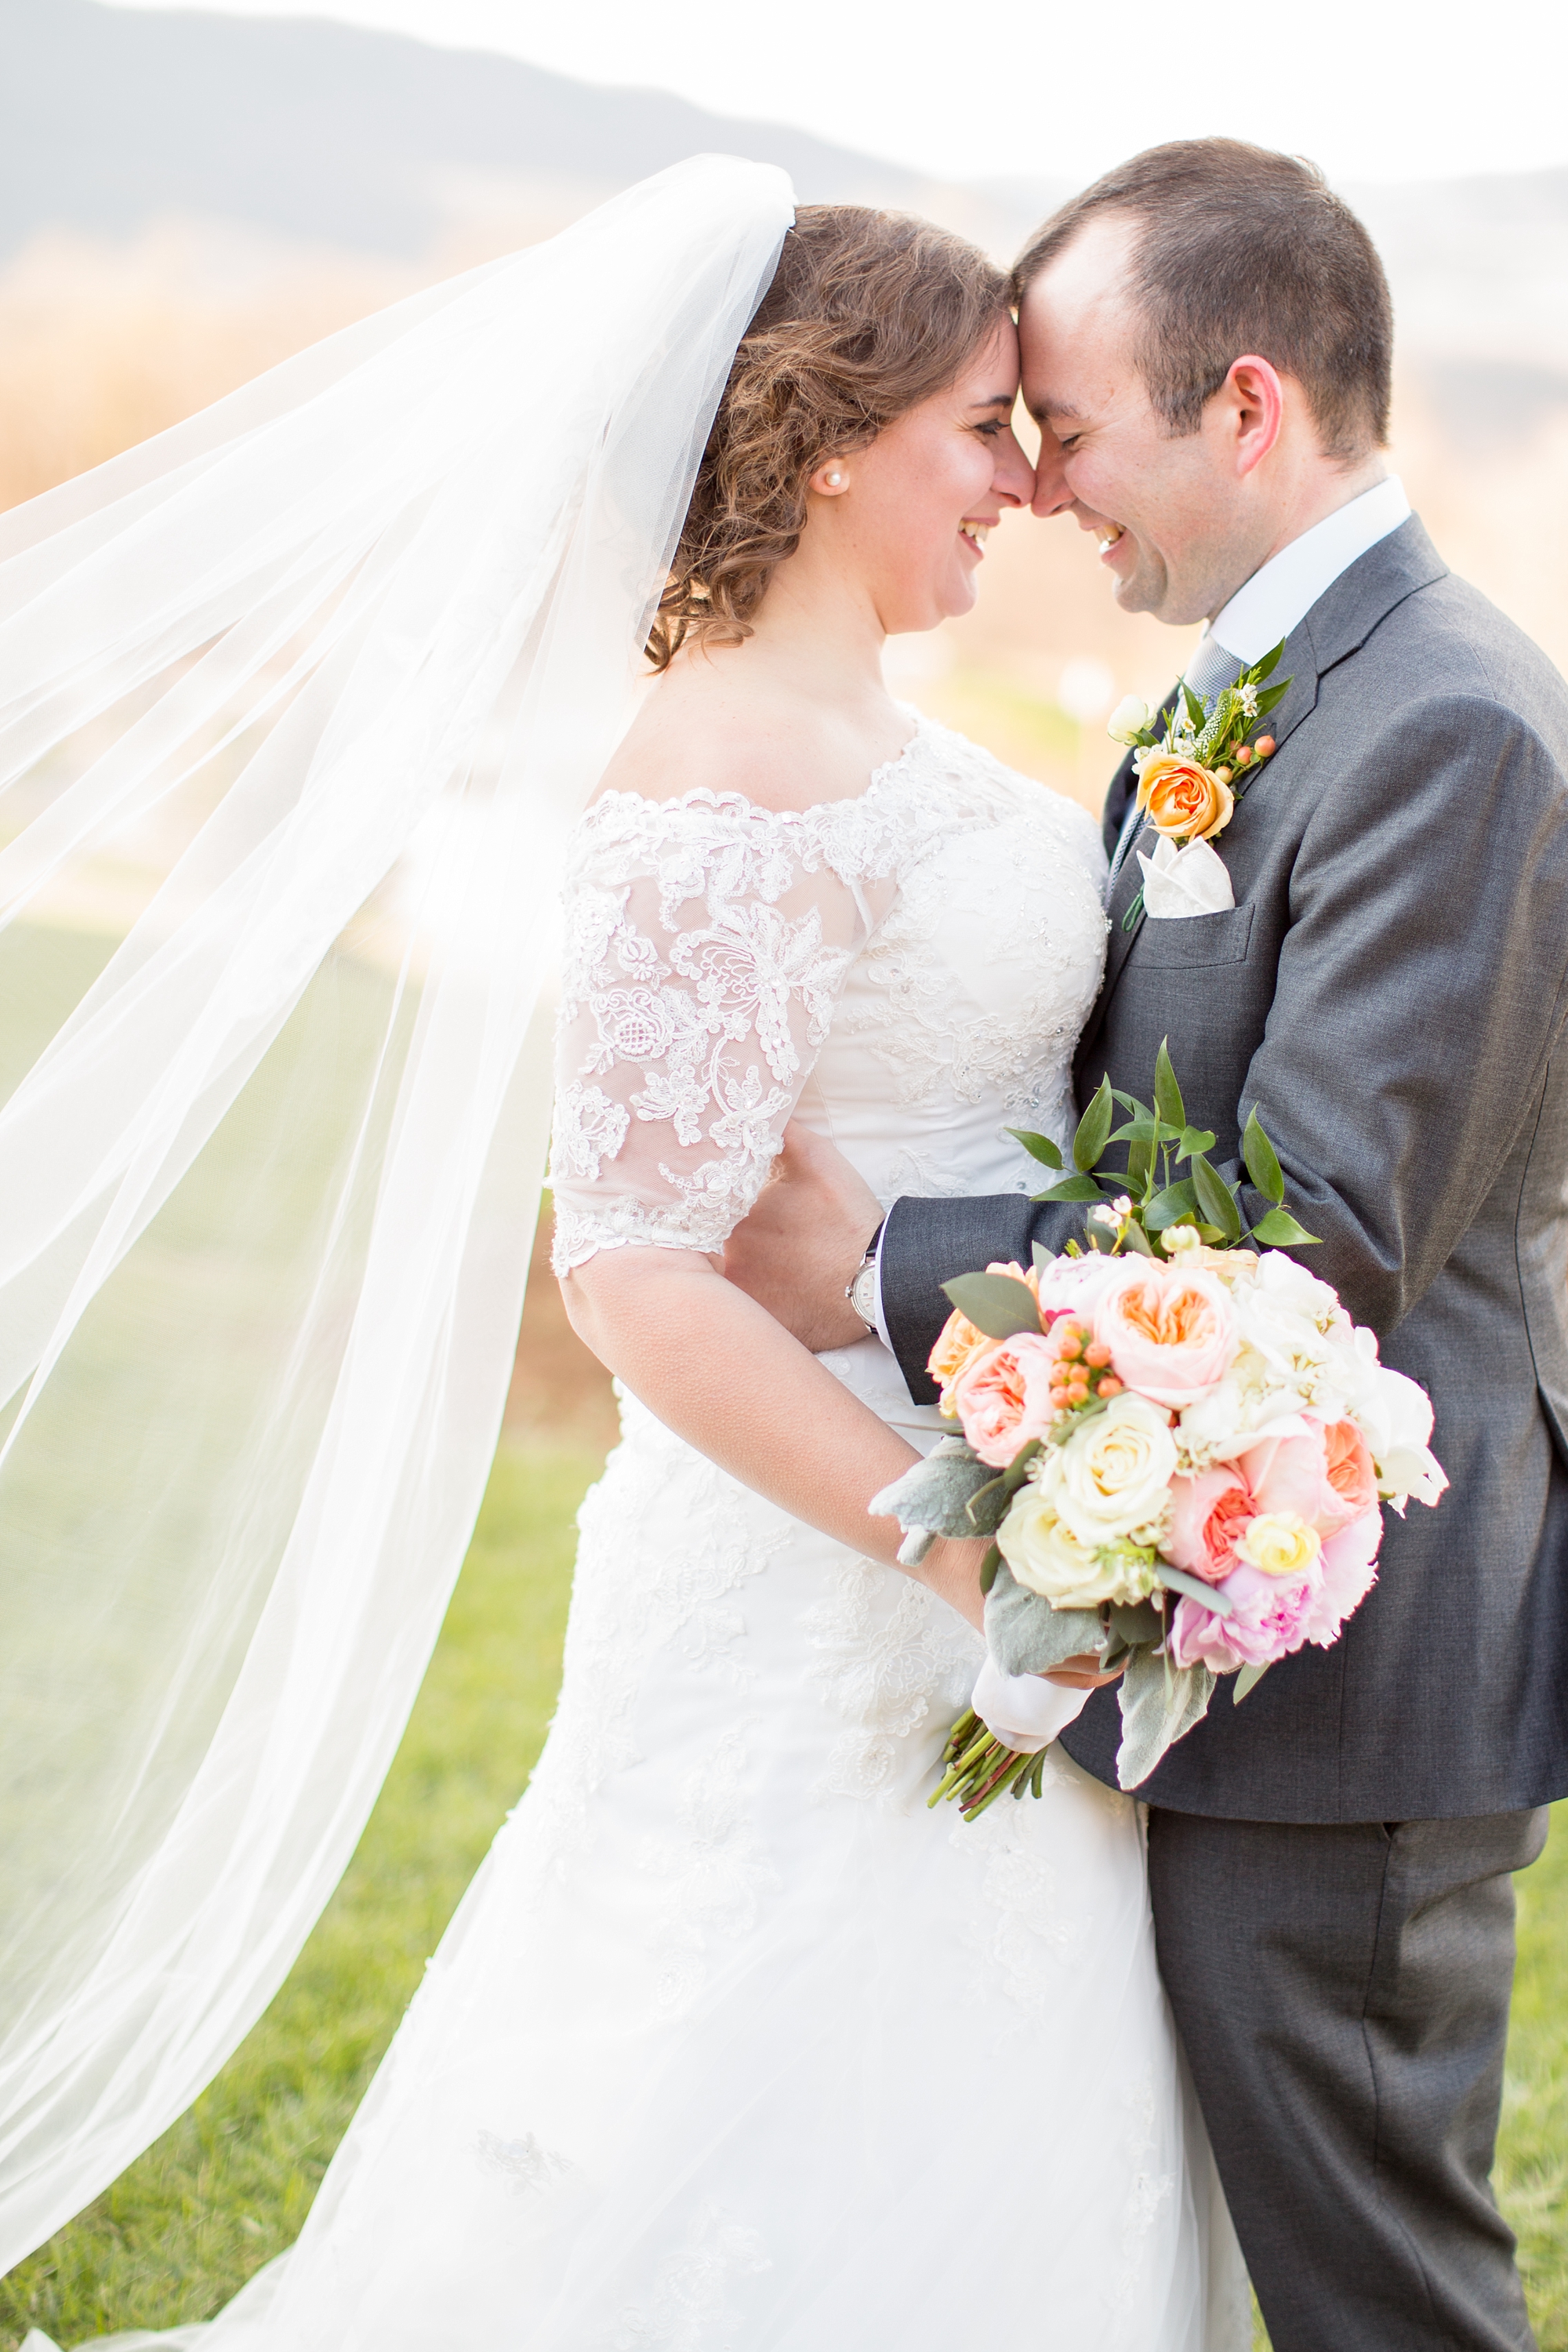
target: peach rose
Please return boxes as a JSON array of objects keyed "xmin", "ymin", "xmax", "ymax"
[
  {"xmin": 1322, "ymin": 1417, "xmax": 1378, "ymax": 1522},
  {"xmin": 951, "ymin": 1331, "xmax": 1061, "ymax": 1468},
  {"xmin": 1165, "ymin": 1465, "xmax": 1254, "ymax": 1584},
  {"xmin": 929, "ymin": 1312, "xmax": 998, "ymax": 1411},
  {"xmin": 1235, "ymin": 1425, "xmax": 1359, "ymax": 1541},
  {"xmin": 928, "ymin": 1260, "xmax": 1041, "ymax": 1412},
  {"xmin": 1093, "ymin": 1260, "xmax": 1239, "ymax": 1410},
  {"xmin": 1137, "ymin": 752, "xmax": 1235, "ymax": 844}
]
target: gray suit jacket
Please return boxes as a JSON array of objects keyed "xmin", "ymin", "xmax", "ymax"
[{"xmin": 880, "ymin": 516, "xmax": 1568, "ymax": 1820}]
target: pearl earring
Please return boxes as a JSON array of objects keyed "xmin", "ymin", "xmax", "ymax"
[{"xmin": 824, "ymin": 469, "xmax": 844, "ymax": 488}]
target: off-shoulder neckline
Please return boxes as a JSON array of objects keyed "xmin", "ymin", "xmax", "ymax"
[{"xmin": 582, "ymin": 711, "xmax": 929, "ymax": 827}]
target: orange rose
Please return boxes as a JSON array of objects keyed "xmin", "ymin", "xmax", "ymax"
[{"xmin": 1137, "ymin": 752, "xmax": 1234, "ymax": 843}]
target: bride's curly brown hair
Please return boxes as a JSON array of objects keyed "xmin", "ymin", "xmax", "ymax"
[{"xmin": 647, "ymin": 206, "xmax": 1010, "ymax": 671}]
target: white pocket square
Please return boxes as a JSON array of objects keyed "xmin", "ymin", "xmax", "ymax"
[{"xmin": 1137, "ymin": 833, "xmax": 1236, "ymax": 919}]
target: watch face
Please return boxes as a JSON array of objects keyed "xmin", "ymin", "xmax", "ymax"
[{"xmin": 851, "ymin": 1263, "xmax": 878, "ymax": 1324}]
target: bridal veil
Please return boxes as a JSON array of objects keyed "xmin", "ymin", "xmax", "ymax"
[{"xmin": 0, "ymin": 155, "xmax": 793, "ymax": 2270}]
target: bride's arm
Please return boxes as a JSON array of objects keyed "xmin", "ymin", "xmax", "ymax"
[{"xmin": 562, "ymin": 1245, "xmax": 989, "ymax": 1628}]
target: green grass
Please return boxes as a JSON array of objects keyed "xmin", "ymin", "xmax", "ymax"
[
  {"xmin": 0, "ymin": 1439, "xmax": 596, "ymax": 2350},
  {"xmin": 2, "ymin": 1438, "xmax": 1564, "ymax": 2349}
]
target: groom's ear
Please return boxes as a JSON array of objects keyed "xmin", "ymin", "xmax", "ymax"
[{"xmin": 1221, "ymin": 357, "xmax": 1286, "ymax": 479}]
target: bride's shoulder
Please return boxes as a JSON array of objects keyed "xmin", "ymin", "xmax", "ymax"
[{"xmin": 586, "ymin": 666, "xmax": 891, "ymax": 822}]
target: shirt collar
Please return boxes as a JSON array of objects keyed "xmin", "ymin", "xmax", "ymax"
[{"xmin": 1205, "ymin": 475, "xmax": 1412, "ymax": 664}]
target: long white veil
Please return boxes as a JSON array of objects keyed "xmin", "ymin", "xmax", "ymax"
[{"xmin": 0, "ymin": 154, "xmax": 793, "ymax": 2271}]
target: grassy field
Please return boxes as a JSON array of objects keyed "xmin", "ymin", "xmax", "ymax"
[{"xmin": 1, "ymin": 1433, "xmax": 1563, "ymax": 2349}]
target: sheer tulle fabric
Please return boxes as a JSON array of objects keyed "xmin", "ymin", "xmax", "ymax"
[{"xmin": 0, "ymin": 155, "xmax": 793, "ymax": 2270}]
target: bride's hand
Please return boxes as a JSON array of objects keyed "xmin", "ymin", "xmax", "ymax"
[{"xmin": 724, "ymin": 1120, "xmax": 884, "ymax": 1350}]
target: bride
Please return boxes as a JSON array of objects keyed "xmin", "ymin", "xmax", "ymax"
[{"xmin": 5, "ymin": 165, "xmax": 1244, "ymax": 2349}]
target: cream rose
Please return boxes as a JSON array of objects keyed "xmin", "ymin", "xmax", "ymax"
[
  {"xmin": 1039, "ymin": 1392, "xmax": 1178, "ymax": 1547},
  {"xmin": 1107, "ymin": 694, "xmax": 1151, "ymax": 746},
  {"xmin": 1235, "ymin": 1511, "xmax": 1322, "ymax": 1578},
  {"xmin": 996, "ymin": 1483, "xmax": 1155, "ymax": 1610}
]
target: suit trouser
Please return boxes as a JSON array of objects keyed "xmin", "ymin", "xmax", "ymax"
[{"xmin": 1148, "ymin": 1803, "xmax": 1550, "ymax": 2352}]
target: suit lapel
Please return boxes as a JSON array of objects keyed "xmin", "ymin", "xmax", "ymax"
[{"xmin": 1081, "ymin": 514, "xmax": 1451, "ymax": 1051}]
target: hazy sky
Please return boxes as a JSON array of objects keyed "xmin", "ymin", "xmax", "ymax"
[{"xmin": 103, "ymin": 0, "xmax": 1562, "ymax": 188}]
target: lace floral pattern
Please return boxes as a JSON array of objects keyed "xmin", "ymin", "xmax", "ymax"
[{"xmin": 805, "ymin": 1558, "xmax": 978, "ymax": 1806}]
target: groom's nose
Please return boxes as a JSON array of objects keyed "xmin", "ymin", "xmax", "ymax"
[{"xmin": 1031, "ymin": 426, "xmax": 1073, "ymax": 519}]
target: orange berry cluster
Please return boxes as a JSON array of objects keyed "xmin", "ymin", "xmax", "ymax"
[
  {"xmin": 1049, "ymin": 1322, "xmax": 1123, "ymax": 1418},
  {"xmin": 1232, "ymin": 735, "xmax": 1276, "ymax": 770}
]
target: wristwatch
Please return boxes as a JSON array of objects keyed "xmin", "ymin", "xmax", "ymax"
[{"xmin": 845, "ymin": 1220, "xmax": 885, "ymax": 1334}]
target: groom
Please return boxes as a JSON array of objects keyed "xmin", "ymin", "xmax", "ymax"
[{"xmin": 728, "ymin": 140, "xmax": 1568, "ymax": 2349}]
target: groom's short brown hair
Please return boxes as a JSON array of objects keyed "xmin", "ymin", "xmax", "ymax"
[{"xmin": 1013, "ymin": 139, "xmax": 1392, "ymax": 460}]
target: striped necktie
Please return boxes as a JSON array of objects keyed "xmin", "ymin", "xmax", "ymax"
[{"xmin": 1106, "ymin": 633, "xmax": 1240, "ymax": 891}]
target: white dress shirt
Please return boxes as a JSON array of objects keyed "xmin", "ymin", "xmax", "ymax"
[
  {"xmin": 1202, "ymin": 472, "xmax": 1410, "ymax": 666},
  {"xmin": 873, "ymin": 474, "xmax": 1414, "ymax": 1351}
]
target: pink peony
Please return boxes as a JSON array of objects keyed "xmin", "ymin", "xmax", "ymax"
[
  {"xmin": 1092, "ymin": 1260, "xmax": 1238, "ymax": 1409},
  {"xmin": 1165, "ymin": 1465, "xmax": 1254, "ymax": 1584},
  {"xmin": 1298, "ymin": 1507, "xmax": 1382, "ymax": 1648},
  {"xmin": 1167, "ymin": 1560, "xmax": 1320, "ymax": 1674},
  {"xmin": 952, "ymin": 1331, "xmax": 1061, "ymax": 1468}
]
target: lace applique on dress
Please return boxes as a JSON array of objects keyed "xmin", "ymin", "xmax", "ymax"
[
  {"xmin": 550, "ymin": 746, "xmax": 942, "ymax": 1272},
  {"xmin": 473, "ymin": 2128, "xmax": 573, "ymax": 2196},
  {"xmin": 805, "ymin": 1557, "xmax": 979, "ymax": 1806},
  {"xmin": 612, "ymin": 2201, "xmax": 773, "ymax": 2351}
]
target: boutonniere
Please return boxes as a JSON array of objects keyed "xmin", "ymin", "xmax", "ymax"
[{"xmin": 1108, "ymin": 641, "xmax": 1292, "ymax": 931}]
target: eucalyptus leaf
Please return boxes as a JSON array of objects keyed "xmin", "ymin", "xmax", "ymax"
[
  {"xmin": 1031, "ymin": 1240, "xmax": 1055, "ymax": 1276},
  {"xmin": 1109, "ymin": 1598, "xmax": 1166, "ymax": 1647},
  {"xmin": 1232, "ymin": 1661, "xmax": 1272, "ymax": 1704},
  {"xmin": 1007, "ymin": 1127, "xmax": 1064, "ymax": 1171},
  {"xmin": 1073, "ymin": 1075, "xmax": 1115, "ymax": 1172},
  {"xmin": 1241, "ymin": 1106, "xmax": 1286, "ymax": 1205},
  {"xmin": 984, "ymin": 1563, "xmax": 1105, "ymax": 1677},
  {"xmin": 1155, "ymin": 1563, "xmax": 1236, "ymax": 1616},
  {"xmin": 1191, "ymin": 1154, "xmax": 1243, "ymax": 1243},
  {"xmin": 1120, "ymin": 1218, "xmax": 1156, "ymax": 1257},
  {"xmin": 1153, "ymin": 1040, "xmax": 1185, "ymax": 1135},
  {"xmin": 942, "ymin": 1271, "xmax": 1041, "ymax": 1338},
  {"xmin": 1114, "ymin": 1650, "xmax": 1218, "ymax": 1791},
  {"xmin": 1033, "ymin": 1173, "xmax": 1105, "ymax": 1205},
  {"xmin": 1249, "ymin": 1206, "xmax": 1322, "ymax": 1247}
]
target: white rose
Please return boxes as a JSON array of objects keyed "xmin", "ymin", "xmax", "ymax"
[
  {"xmin": 997, "ymin": 1483, "xmax": 1156, "ymax": 1610},
  {"xmin": 1107, "ymin": 694, "xmax": 1151, "ymax": 746},
  {"xmin": 1174, "ymin": 1345, "xmax": 1277, "ymax": 1469},
  {"xmin": 1343, "ymin": 1355, "xmax": 1448, "ymax": 1512},
  {"xmin": 1231, "ymin": 1253, "xmax": 1351, "ymax": 1409},
  {"xmin": 1040, "ymin": 1393, "xmax": 1177, "ymax": 1547}
]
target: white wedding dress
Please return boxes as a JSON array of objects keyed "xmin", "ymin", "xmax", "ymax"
[{"xmin": 56, "ymin": 713, "xmax": 1247, "ymax": 2352}]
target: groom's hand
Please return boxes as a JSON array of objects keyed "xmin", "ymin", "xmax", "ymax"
[{"xmin": 724, "ymin": 1120, "xmax": 883, "ymax": 1351}]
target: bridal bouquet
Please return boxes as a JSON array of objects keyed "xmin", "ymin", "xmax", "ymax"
[{"xmin": 871, "ymin": 1047, "xmax": 1448, "ymax": 1810}]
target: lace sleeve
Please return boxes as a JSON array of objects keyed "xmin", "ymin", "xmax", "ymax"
[{"xmin": 550, "ymin": 789, "xmax": 885, "ymax": 1272}]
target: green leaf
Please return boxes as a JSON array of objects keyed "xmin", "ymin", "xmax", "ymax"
[
  {"xmin": 1143, "ymin": 1179, "xmax": 1198, "ymax": 1230},
  {"xmin": 941, "ymin": 1272, "xmax": 1042, "ymax": 1339},
  {"xmin": 979, "ymin": 1541, "xmax": 1002, "ymax": 1595},
  {"xmin": 1120, "ymin": 887, "xmax": 1145, "ymax": 935},
  {"xmin": 1181, "ymin": 681, "xmax": 1206, "ymax": 730},
  {"xmin": 1033, "ymin": 1172, "xmax": 1106, "ymax": 1205},
  {"xmin": 1120, "ymin": 1217, "xmax": 1156, "ymax": 1257},
  {"xmin": 1031, "ymin": 1240, "xmax": 1055, "ymax": 1277},
  {"xmin": 1252, "ymin": 679, "xmax": 1290, "ymax": 719},
  {"xmin": 1156, "ymin": 1563, "xmax": 1236, "ymax": 1616},
  {"xmin": 1250, "ymin": 639, "xmax": 1285, "ymax": 684},
  {"xmin": 1176, "ymin": 1125, "xmax": 1217, "ymax": 1162},
  {"xmin": 1007, "ymin": 1127, "xmax": 1064, "ymax": 1171},
  {"xmin": 1125, "ymin": 1133, "xmax": 1155, "ymax": 1198},
  {"xmin": 1241, "ymin": 1107, "xmax": 1286, "ymax": 1205},
  {"xmin": 1073, "ymin": 1075, "xmax": 1115, "ymax": 1172},
  {"xmin": 1191, "ymin": 1154, "xmax": 1243, "ymax": 1243},
  {"xmin": 1232, "ymin": 1660, "xmax": 1272, "ymax": 1704},
  {"xmin": 1110, "ymin": 1598, "xmax": 1166, "ymax": 1647},
  {"xmin": 1153, "ymin": 1039, "xmax": 1185, "ymax": 1134},
  {"xmin": 1249, "ymin": 1207, "xmax": 1323, "ymax": 1247}
]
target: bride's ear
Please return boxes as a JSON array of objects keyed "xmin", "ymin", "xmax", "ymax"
[{"xmin": 808, "ymin": 460, "xmax": 852, "ymax": 498}]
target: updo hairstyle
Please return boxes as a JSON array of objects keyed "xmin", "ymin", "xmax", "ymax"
[{"xmin": 647, "ymin": 206, "xmax": 1009, "ymax": 670}]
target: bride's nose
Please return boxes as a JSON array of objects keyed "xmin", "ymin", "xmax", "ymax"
[{"xmin": 993, "ymin": 423, "xmax": 1036, "ymax": 509}]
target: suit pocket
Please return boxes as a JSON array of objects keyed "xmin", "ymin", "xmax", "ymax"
[{"xmin": 1133, "ymin": 903, "xmax": 1254, "ymax": 968}]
